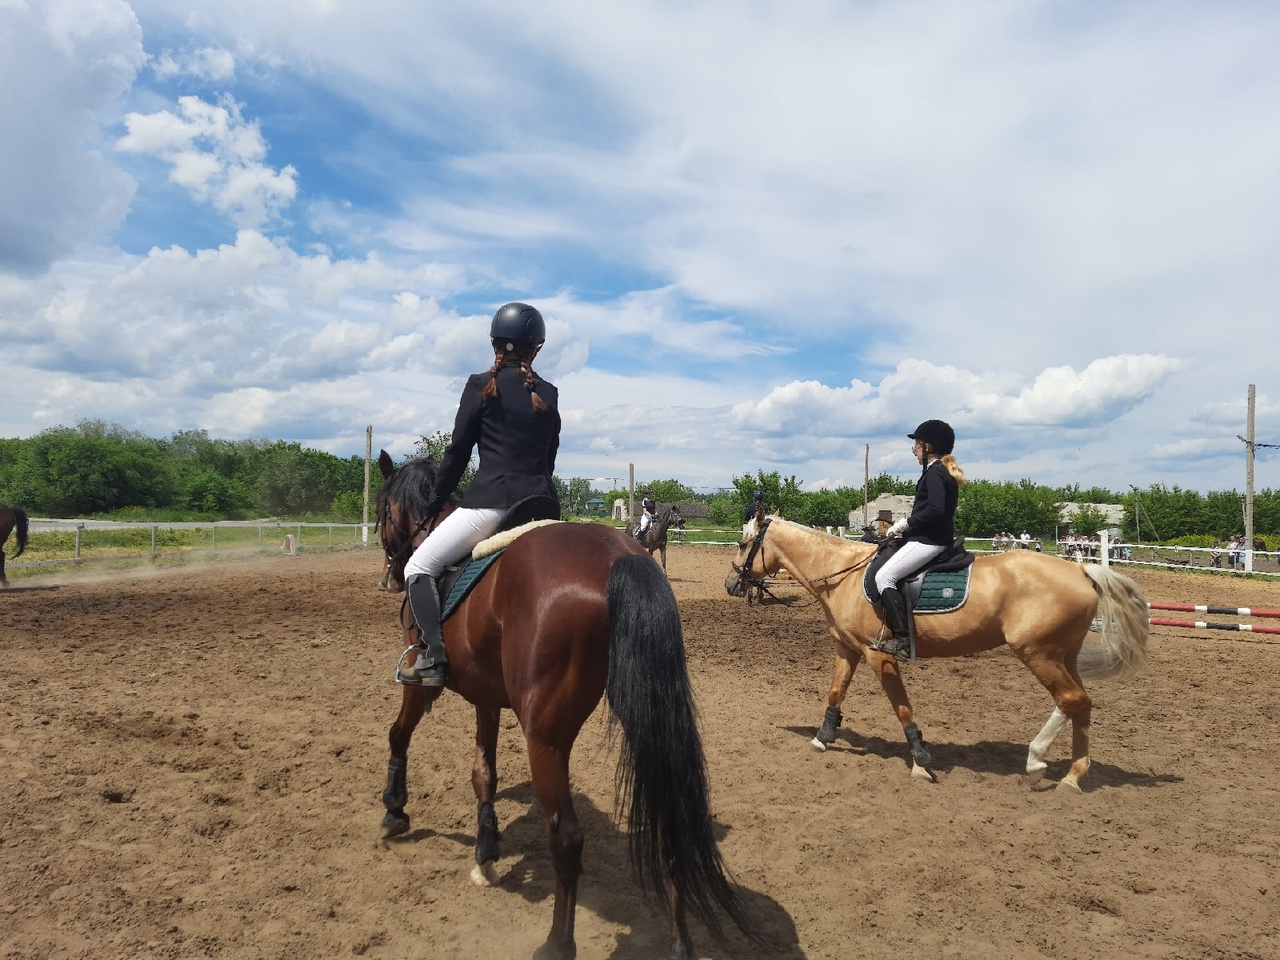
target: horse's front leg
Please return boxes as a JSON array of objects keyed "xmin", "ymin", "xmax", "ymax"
[
  {"xmin": 470, "ymin": 706, "xmax": 502, "ymax": 885},
  {"xmin": 812, "ymin": 642, "xmax": 860, "ymax": 750},
  {"xmin": 868, "ymin": 653, "xmax": 934, "ymax": 782},
  {"xmin": 381, "ymin": 684, "xmax": 443, "ymax": 838}
]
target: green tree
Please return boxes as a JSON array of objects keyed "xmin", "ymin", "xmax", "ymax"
[
  {"xmin": 954, "ymin": 479, "xmax": 1060, "ymax": 538},
  {"xmin": 640, "ymin": 479, "xmax": 696, "ymax": 504},
  {"xmin": 1067, "ymin": 502, "xmax": 1110, "ymax": 537},
  {"xmin": 731, "ymin": 470, "xmax": 805, "ymax": 521},
  {"xmin": 565, "ymin": 477, "xmax": 592, "ymax": 514},
  {"xmin": 413, "ymin": 431, "xmax": 477, "ymax": 492}
]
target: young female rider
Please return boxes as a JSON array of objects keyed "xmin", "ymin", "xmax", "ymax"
[
  {"xmin": 868, "ymin": 419, "xmax": 966, "ymax": 662},
  {"xmin": 397, "ymin": 303, "xmax": 561, "ymax": 686}
]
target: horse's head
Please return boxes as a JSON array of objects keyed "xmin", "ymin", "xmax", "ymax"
[
  {"xmin": 725, "ymin": 513, "xmax": 773, "ymax": 598},
  {"xmin": 375, "ymin": 450, "xmax": 453, "ymax": 588},
  {"xmin": 669, "ymin": 505, "xmax": 686, "ymax": 529}
]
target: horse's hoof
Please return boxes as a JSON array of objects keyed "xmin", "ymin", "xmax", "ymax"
[
  {"xmin": 380, "ymin": 811, "xmax": 411, "ymax": 839},
  {"xmin": 810, "ymin": 736, "xmax": 828, "ymax": 752},
  {"xmin": 1055, "ymin": 778, "xmax": 1084, "ymax": 795},
  {"xmin": 470, "ymin": 861, "xmax": 499, "ymax": 886},
  {"xmin": 1026, "ymin": 767, "xmax": 1046, "ymax": 787},
  {"xmin": 910, "ymin": 762, "xmax": 935, "ymax": 783},
  {"xmin": 532, "ymin": 938, "xmax": 576, "ymax": 960}
]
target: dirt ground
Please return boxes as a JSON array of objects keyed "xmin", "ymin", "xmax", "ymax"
[{"xmin": 2, "ymin": 544, "xmax": 1277, "ymax": 960}]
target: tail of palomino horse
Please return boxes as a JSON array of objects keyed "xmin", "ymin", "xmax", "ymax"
[
  {"xmin": 605, "ymin": 554, "xmax": 756, "ymax": 949},
  {"xmin": 1079, "ymin": 564, "xmax": 1150, "ymax": 681},
  {"xmin": 7, "ymin": 507, "xmax": 29, "ymax": 557}
]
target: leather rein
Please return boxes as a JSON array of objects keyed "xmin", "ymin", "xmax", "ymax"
[{"xmin": 730, "ymin": 517, "xmax": 874, "ymax": 604}]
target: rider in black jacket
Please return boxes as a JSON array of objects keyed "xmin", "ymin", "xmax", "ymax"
[
  {"xmin": 397, "ymin": 303, "xmax": 561, "ymax": 686},
  {"xmin": 868, "ymin": 419, "xmax": 964, "ymax": 662}
]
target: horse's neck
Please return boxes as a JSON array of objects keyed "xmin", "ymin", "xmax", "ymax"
[{"xmin": 767, "ymin": 522, "xmax": 868, "ymax": 586}]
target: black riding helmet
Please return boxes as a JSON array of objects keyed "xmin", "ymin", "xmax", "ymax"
[
  {"xmin": 490, "ymin": 302, "xmax": 546, "ymax": 350},
  {"xmin": 908, "ymin": 419, "xmax": 955, "ymax": 456}
]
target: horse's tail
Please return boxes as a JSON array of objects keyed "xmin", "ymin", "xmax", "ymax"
[
  {"xmin": 1080, "ymin": 564, "xmax": 1149, "ymax": 681},
  {"xmin": 11, "ymin": 508, "xmax": 28, "ymax": 558},
  {"xmin": 605, "ymin": 554, "xmax": 756, "ymax": 948}
]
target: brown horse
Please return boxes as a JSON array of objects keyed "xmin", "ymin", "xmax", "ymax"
[
  {"xmin": 0, "ymin": 505, "xmax": 30, "ymax": 587},
  {"xmin": 625, "ymin": 505, "xmax": 685, "ymax": 571},
  {"xmin": 376, "ymin": 455, "xmax": 754, "ymax": 960},
  {"xmin": 725, "ymin": 515, "xmax": 1150, "ymax": 792}
]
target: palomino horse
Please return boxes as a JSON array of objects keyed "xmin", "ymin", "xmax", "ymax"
[
  {"xmin": 0, "ymin": 504, "xmax": 30, "ymax": 587},
  {"xmin": 377, "ymin": 455, "xmax": 753, "ymax": 960},
  {"xmin": 626, "ymin": 505, "xmax": 685, "ymax": 572},
  {"xmin": 725, "ymin": 515, "xmax": 1149, "ymax": 792}
]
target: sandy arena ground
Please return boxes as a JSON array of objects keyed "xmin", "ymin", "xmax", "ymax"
[{"xmin": 1, "ymin": 543, "xmax": 1277, "ymax": 960}]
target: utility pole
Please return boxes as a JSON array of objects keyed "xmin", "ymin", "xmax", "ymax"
[
  {"xmin": 1245, "ymin": 385, "xmax": 1255, "ymax": 573},
  {"xmin": 863, "ymin": 443, "xmax": 869, "ymax": 527},
  {"xmin": 362, "ymin": 425, "xmax": 372, "ymax": 545}
]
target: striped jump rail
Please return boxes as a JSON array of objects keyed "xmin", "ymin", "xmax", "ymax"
[{"xmin": 1147, "ymin": 601, "xmax": 1280, "ymax": 636}]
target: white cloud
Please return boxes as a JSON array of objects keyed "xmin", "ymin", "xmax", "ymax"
[
  {"xmin": 117, "ymin": 95, "xmax": 298, "ymax": 227},
  {"xmin": 0, "ymin": 0, "xmax": 144, "ymax": 273}
]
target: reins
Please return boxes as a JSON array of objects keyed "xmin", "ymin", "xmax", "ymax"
[{"xmin": 731, "ymin": 518, "xmax": 874, "ymax": 606}]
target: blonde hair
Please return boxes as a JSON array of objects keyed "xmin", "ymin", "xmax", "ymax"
[
  {"xmin": 479, "ymin": 342, "xmax": 548, "ymax": 412},
  {"xmin": 939, "ymin": 454, "xmax": 966, "ymax": 486}
]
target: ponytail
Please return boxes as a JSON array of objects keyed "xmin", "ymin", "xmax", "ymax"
[{"xmin": 940, "ymin": 454, "xmax": 966, "ymax": 486}]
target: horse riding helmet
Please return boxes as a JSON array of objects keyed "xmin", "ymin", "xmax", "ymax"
[
  {"xmin": 490, "ymin": 302, "xmax": 546, "ymax": 349},
  {"xmin": 908, "ymin": 419, "xmax": 955, "ymax": 456}
]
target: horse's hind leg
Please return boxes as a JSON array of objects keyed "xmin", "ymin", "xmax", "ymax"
[
  {"xmin": 812, "ymin": 643, "xmax": 860, "ymax": 751},
  {"xmin": 1013, "ymin": 648, "xmax": 1092, "ymax": 792},
  {"xmin": 526, "ymin": 741, "xmax": 583, "ymax": 960},
  {"xmin": 470, "ymin": 706, "xmax": 502, "ymax": 886}
]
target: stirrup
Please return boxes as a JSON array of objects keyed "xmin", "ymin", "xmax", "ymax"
[
  {"xmin": 868, "ymin": 636, "xmax": 911, "ymax": 663},
  {"xmin": 395, "ymin": 645, "xmax": 448, "ymax": 686}
]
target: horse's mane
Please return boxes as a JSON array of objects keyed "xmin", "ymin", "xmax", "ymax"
[{"xmin": 383, "ymin": 457, "xmax": 447, "ymax": 519}]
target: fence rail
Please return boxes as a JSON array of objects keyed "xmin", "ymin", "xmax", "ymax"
[{"xmin": 6, "ymin": 519, "xmax": 375, "ymax": 578}]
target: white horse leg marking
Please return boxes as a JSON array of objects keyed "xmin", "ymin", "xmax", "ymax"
[{"xmin": 1026, "ymin": 706, "xmax": 1069, "ymax": 780}]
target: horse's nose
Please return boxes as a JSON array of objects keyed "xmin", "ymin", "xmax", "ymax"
[{"xmin": 724, "ymin": 574, "xmax": 743, "ymax": 597}]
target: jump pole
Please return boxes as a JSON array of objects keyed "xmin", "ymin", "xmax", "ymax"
[{"xmin": 1147, "ymin": 601, "xmax": 1280, "ymax": 635}]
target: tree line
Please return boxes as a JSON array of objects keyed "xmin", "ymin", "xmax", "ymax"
[{"xmin": 1, "ymin": 421, "xmax": 1276, "ymax": 540}]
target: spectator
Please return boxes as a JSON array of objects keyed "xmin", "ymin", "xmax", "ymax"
[{"xmin": 1209, "ymin": 538, "xmax": 1222, "ymax": 569}]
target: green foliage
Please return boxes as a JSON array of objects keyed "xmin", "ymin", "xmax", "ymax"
[
  {"xmin": 1067, "ymin": 502, "xmax": 1110, "ymax": 536},
  {"xmin": 413, "ymin": 431, "xmax": 476, "ymax": 491},
  {"xmin": 731, "ymin": 470, "xmax": 806, "ymax": 521},
  {"xmin": 954, "ymin": 478, "xmax": 1061, "ymax": 538},
  {"xmin": 639, "ymin": 479, "xmax": 696, "ymax": 504}
]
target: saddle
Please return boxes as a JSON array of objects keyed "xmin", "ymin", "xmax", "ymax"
[
  {"xmin": 863, "ymin": 537, "xmax": 976, "ymax": 633},
  {"xmin": 436, "ymin": 495, "xmax": 560, "ymax": 619}
]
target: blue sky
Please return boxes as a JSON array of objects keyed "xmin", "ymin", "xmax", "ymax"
[{"xmin": 2, "ymin": 0, "xmax": 1278, "ymax": 496}]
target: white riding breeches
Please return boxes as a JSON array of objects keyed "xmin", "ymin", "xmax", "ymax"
[
  {"xmin": 874, "ymin": 540, "xmax": 947, "ymax": 593},
  {"xmin": 404, "ymin": 506, "xmax": 505, "ymax": 581}
]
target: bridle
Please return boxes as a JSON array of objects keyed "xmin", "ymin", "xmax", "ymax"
[
  {"xmin": 381, "ymin": 500, "xmax": 439, "ymax": 580},
  {"xmin": 730, "ymin": 517, "xmax": 876, "ymax": 605}
]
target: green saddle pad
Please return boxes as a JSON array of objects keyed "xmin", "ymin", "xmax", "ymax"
[
  {"xmin": 913, "ymin": 567, "xmax": 972, "ymax": 614},
  {"xmin": 442, "ymin": 549, "xmax": 504, "ymax": 620}
]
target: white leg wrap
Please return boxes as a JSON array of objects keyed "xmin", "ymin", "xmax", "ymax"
[{"xmin": 1027, "ymin": 707, "xmax": 1069, "ymax": 775}]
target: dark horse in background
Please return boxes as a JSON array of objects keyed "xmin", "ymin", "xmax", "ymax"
[
  {"xmin": 1, "ymin": 505, "xmax": 29, "ymax": 587},
  {"xmin": 625, "ymin": 505, "xmax": 685, "ymax": 572},
  {"xmin": 375, "ymin": 453, "xmax": 754, "ymax": 960}
]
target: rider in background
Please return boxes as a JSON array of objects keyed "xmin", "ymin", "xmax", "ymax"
[
  {"xmin": 636, "ymin": 490, "xmax": 657, "ymax": 540},
  {"xmin": 397, "ymin": 303, "xmax": 561, "ymax": 686},
  {"xmin": 742, "ymin": 489, "xmax": 765, "ymax": 533},
  {"xmin": 868, "ymin": 419, "xmax": 965, "ymax": 662}
]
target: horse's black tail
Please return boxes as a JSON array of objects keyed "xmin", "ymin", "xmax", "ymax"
[
  {"xmin": 605, "ymin": 555, "xmax": 758, "ymax": 949},
  {"xmin": 10, "ymin": 508, "xmax": 28, "ymax": 558}
]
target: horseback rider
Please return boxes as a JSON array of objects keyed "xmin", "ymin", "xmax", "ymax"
[
  {"xmin": 636, "ymin": 490, "xmax": 657, "ymax": 540},
  {"xmin": 743, "ymin": 489, "xmax": 765, "ymax": 532},
  {"xmin": 868, "ymin": 419, "xmax": 966, "ymax": 662},
  {"xmin": 397, "ymin": 303, "xmax": 562, "ymax": 686}
]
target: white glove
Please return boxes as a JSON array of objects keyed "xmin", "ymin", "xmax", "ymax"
[{"xmin": 886, "ymin": 518, "xmax": 910, "ymax": 538}]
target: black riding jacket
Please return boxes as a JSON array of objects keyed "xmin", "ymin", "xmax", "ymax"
[
  {"xmin": 429, "ymin": 364, "xmax": 560, "ymax": 514},
  {"xmin": 902, "ymin": 459, "xmax": 958, "ymax": 546}
]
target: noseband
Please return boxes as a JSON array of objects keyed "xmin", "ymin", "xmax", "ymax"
[{"xmin": 730, "ymin": 517, "xmax": 774, "ymax": 598}]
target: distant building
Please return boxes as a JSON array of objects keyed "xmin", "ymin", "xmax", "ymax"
[
  {"xmin": 584, "ymin": 497, "xmax": 607, "ymax": 515},
  {"xmin": 849, "ymin": 494, "xmax": 914, "ymax": 533},
  {"xmin": 1058, "ymin": 502, "xmax": 1126, "ymax": 536}
]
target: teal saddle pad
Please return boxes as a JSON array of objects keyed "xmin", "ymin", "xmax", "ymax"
[
  {"xmin": 912, "ymin": 567, "xmax": 973, "ymax": 614},
  {"xmin": 441, "ymin": 549, "xmax": 504, "ymax": 620}
]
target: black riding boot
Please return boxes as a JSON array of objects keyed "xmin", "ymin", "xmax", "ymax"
[
  {"xmin": 397, "ymin": 573, "xmax": 448, "ymax": 686},
  {"xmin": 869, "ymin": 587, "xmax": 912, "ymax": 662}
]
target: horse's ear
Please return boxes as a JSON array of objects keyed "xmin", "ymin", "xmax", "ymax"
[{"xmin": 378, "ymin": 449, "xmax": 395, "ymax": 480}]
